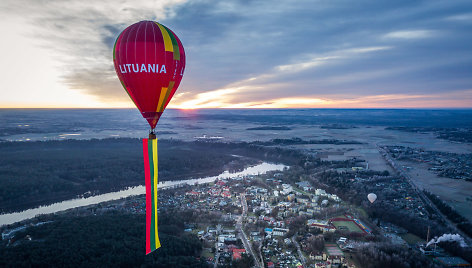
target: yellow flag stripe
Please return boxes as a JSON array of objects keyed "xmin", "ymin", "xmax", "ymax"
[
  {"xmin": 156, "ymin": 23, "xmax": 173, "ymax": 52},
  {"xmin": 152, "ymin": 138, "xmax": 160, "ymax": 249}
]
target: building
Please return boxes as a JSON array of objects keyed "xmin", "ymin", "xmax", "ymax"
[
  {"xmin": 281, "ymin": 184, "xmax": 293, "ymax": 195},
  {"xmin": 338, "ymin": 237, "xmax": 347, "ymax": 245},
  {"xmin": 307, "ymin": 219, "xmax": 336, "ymax": 232},
  {"xmin": 315, "ymin": 189, "xmax": 327, "ymax": 196},
  {"xmin": 232, "ymin": 248, "xmax": 246, "ymax": 260},
  {"xmin": 297, "ymin": 197, "xmax": 310, "ymax": 204},
  {"xmin": 273, "ymin": 227, "xmax": 289, "ymax": 236},
  {"xmin": 296, "ymin": 181, "xmax": 313, "ymax": 191}
]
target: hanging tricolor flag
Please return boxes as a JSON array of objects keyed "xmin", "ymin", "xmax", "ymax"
[{"xmin": 143, "ymin": 138, "xmax": 161, "ymax": 254}]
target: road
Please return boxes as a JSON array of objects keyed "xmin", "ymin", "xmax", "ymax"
[
  {"xmin": 237, "ymin": 193, "xmax": 262, "ymax": 267},
  {"xmin": 213, "ymin": 242, "xmax": 220, "ymax": 268},
  {"xmin": 213, "ymin": 224, "xmax": 222, "ymax": 268},
  {"xmin": 292, "ymin": 235, "xmax": 307, "ymax": 267}
]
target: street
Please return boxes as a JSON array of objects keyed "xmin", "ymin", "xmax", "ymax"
[
  {"xmin": 292, "ymin": 235, "xmax": 307, "ymax": 267},
  {"xmin": 238, "ymin": 193, "xmax": 262, "ymax": 267}
]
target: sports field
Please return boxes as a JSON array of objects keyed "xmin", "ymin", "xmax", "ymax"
[
  {"xmin": 331, "ymin": 220, "xmax": 364, "ymax": 233},
  {"xmin": 325, "ymin": 243, "xmax": 344, "ymax": 256}
]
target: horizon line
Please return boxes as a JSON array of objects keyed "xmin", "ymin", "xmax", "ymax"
[{"xmin": 1, "ymin": 107, "xmax": 472, "ymax": 110}]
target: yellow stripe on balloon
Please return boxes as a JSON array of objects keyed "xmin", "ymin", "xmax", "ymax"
[
  {"xmin": 156, "ymin": 23, "xmax": 173, "ymax": 52},
  {"xmin": 159, "ymin": 81, "xmax": 175, "ymax": 112},
  {"xmin": 157, "ymin": 87, "xmax": 168, "ymax": 112},
  {"xmin": 156, "ymin": 81, "xmax": 175, "ymax": 113},
  {"xmin": 152, "ymin": 138, "xmax": 159, "ymax": 248}
]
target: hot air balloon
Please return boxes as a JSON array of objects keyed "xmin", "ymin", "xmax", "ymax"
[
  {"xmin": 113, "ymin": 20, "xmax": 185, "ymax": 255},
  {"xmin": 367, "ymin": 193, "xmax": 377, "ymax": 204}
]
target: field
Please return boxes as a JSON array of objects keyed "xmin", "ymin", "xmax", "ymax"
[
  {"xmin": 331, "ymin": 219, "xmax": 364, "ymax": 233},
  {"xmin": 325, "ymin": 243, "xmax": 344, "ymax": 256},
  {"xmin": 399, "ymin": 233, "xmax": 425, "ymax": 245},
  {"xmin": 398, "ymin": 161, "xmax": 472, "ymax": 222}
]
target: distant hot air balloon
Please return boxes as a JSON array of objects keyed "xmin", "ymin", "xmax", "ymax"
[
  {"xmin": 113, "ymin": 20, "xmax": 185, "ymax": 255},
  {"xmin": 367, "ymin": 193, "xmax": 377, "ymax": 203}
]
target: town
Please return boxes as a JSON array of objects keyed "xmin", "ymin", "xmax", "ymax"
[
  {"xmin": 384, "ymin": 146, "xmax": 472, "ymax": 182},
  {"xmin": 2, "ymin": 151, "xmax": 472, "ymax": 267}
]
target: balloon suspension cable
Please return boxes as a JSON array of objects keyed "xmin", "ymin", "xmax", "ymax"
[{"xmin": 149, "ymin": 128, "xmax": 156, "ymax": 140}]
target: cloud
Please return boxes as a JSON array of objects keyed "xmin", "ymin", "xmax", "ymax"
[
  {"xmin": 276, "ymin": 46, "xmax": 391, "ymax": 73},
  {"xmin": 383, "ymin": 30, "xmax": 435, "ymax": 39},
  {"xmin": 171, "ymin": 89, "xmax": 472, "ymax": 108},
  {"xmin": 0, "ymin": 0, "xmax": 471, "ymax": 108},
  {"xmin": 0, "ymin": 0, "xmax": 187, "ymax": 103},
  {"xmin": 277, "ymin": 56, "xmax": 341, "ymax": 73},
  {"xmin": 446, "ymin": 13, "xmax": 472, "ymax": 22}
]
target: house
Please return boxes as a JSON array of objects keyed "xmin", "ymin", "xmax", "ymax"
[
  {"xmin": 232, "ymin": 248, "xmax": 246, "ymax": 260},
  {"xmin": 281, "ymin": 184, "xmax": 293, "ymax": 195},
  {"xmin": 221, "ymin": 191, "xmax": 231, "ymax": 198},
  {"xmin": 186, "ymin": 190, "xmax": 200, "ymax": 196},
  {"xmin": 315, "ymin": 189, "xmax": 327, "ymax": 196},
  {"xmin": 309, "ymin": 252, "xmax": 324, "ymax": 261},
  {"xmin": 296, "ymin": 181, "xmax": 313, "ymax": 191},
  {"xmin": 273, "ymin": 227, "xmax": 289, "ymax": 236},
  {"xmin": 297, "ymin": 197, "xmax": 310, "ymax": 204},
  {"xmin": 307, "ymin": 219, "xmax": 336, "ymax": 232},
  {"xmin": 299, "ymin": 210, "xmax": 313, "ymax": 217},
  {"xmin": 216, "ymin": 180, "xmax": 226, "ymax": 186}
]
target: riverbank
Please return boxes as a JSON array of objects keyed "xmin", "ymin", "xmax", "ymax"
[
  {"xmin": 0, "ymin": 162, "xmax": 286, "ymax": 226},
  {"xmin": 0, "ymin": 138, "xmax": 302, "ymax": 214}
]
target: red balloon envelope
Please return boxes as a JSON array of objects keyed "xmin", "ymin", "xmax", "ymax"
[{"xmin": 113, "ymin": 21, "xmax": 186, "ymax": 129}]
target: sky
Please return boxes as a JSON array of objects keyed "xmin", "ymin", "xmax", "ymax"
[{"xmin": 0, "ymin": 0, "xmax": 471, "ymax": 108}]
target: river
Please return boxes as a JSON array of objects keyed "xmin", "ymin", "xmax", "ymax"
[{"xmin": 0, "ymin": 162, "xmax": 286, "ymax": 226}]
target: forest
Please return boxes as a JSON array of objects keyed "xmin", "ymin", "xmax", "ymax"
[
  {"xmin": 0, "ymin": 138, "xmax": 304, "ymax": 213},
  {"xmin": 355, "ymin": 243, "xmax": 441, "ymax": 268},
  {"xmin": 424, "ymin": 190, "xmax": 472, "ymax": 238},
  {"xmin": 0, "ymin": 211, "xmax": 208, "ymax": 267}
]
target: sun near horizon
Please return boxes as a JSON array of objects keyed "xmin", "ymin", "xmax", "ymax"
[
  {"xmin": 1, "ymin": 1, "xmax": 472, "ymax": 111},
  {"xmin": 2, "ymin": 91, "xmax": 472, "ymax": 109}
]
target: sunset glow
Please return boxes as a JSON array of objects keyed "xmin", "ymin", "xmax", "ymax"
[{"xmin": 0, "ymin": 0, "xmax": 471, "ymax": 109}]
